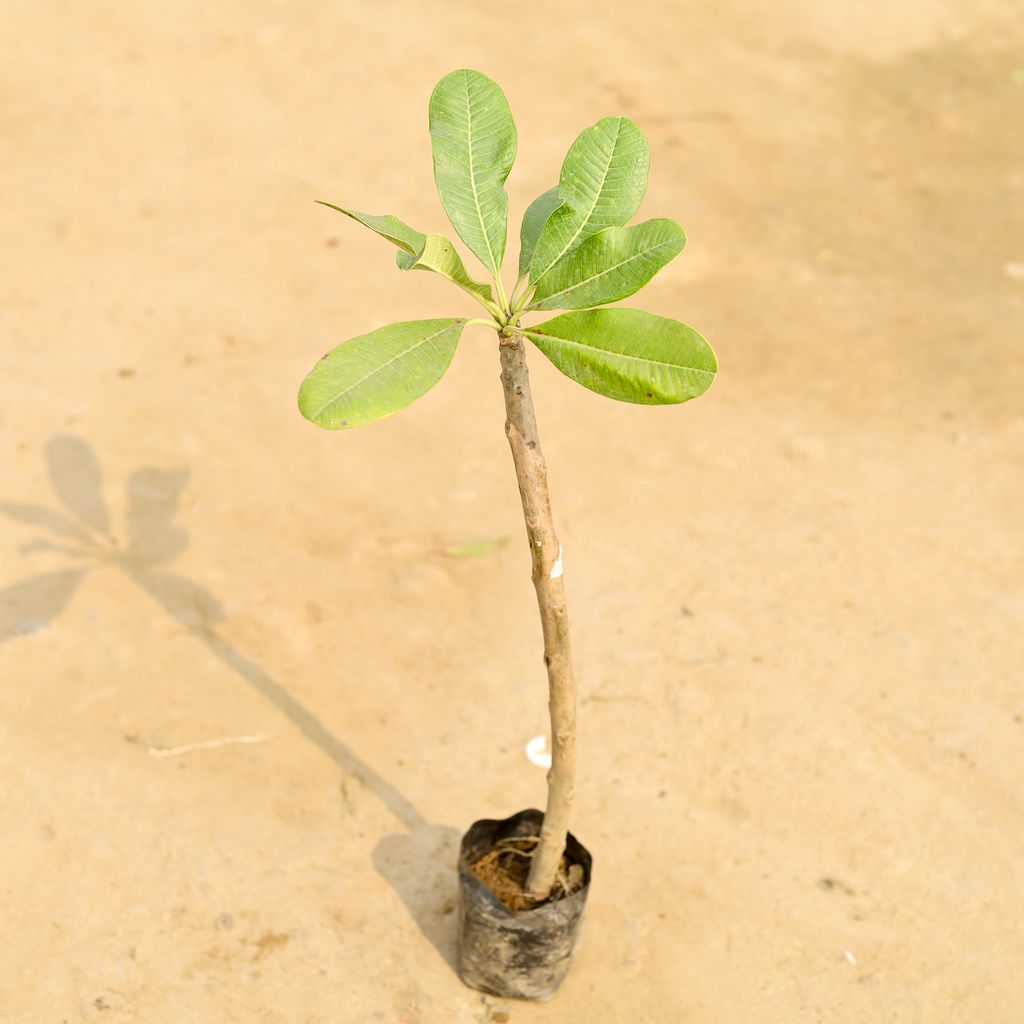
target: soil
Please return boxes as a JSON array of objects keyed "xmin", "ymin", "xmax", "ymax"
[
  {"xmin": 2, "ymin": 1, "xmax": 1023, "ymax": 1022},
  {"xmin": 470, "ymin": 836, "xmax": 585, "ymax": 913}
]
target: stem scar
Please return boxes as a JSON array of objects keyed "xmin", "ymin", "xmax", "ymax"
[{"xmin": 549, "ymin": 544, "xmax": 564, "ymax": 579}]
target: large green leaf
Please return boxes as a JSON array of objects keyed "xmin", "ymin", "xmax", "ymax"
[
  {"xmin": 517, "ymin": 186, "xmax": 561, "ymax": 278},
  {"xmin": 429, "ymin": 69, "xmax": 517, "ymax": 275},
  {"xmin": 299, "ymin": 319, "xmax": 466, "ymax": 429},
  {"xmin": 396, "ymin": 233, "xmax": 495, "ymax": 306},
  {"xmin": 528, "ymin": 219, "xmax": 686, "ymax": 311},
  {"xmin": 523, "ymin": 308, "xmax": 716, "ymax": 404},
  {"xmin": 529, "ymin": 117, "xmax": 649, "ymax": 286},
  {"xmin": 315, "ymin": 202, "xmax": 426, "ymax": 255}
]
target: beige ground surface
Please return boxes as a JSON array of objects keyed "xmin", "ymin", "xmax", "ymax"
[{"xmin": 2, "ymin": 1, "xmax": 1023, "ymax": 1021}]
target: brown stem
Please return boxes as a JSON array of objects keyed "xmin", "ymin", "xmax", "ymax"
[{"xmin": 498, "ymin": 330, "xmax": 577, "ymax": 901}]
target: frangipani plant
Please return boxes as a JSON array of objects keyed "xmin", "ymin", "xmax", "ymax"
[{"xmin": 298, "ymin": 68, "xmax": 716, "ymax": 996}]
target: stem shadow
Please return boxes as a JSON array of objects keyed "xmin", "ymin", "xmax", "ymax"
[{"xmin": 0, "ymin": 434, "xmax": 461, "ymax": 974}]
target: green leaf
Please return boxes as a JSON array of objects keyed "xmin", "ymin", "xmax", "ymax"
[
  {"xmin": 299, "ymin": 319, "xmax": 466, "ymax": 429},
  {"xmin": 528, "ymin": 219, "xmax": 686, "ymax": 311},
  {"xmin": 396, "ymin": 233, "xmax": 495, "ymax": 306},
  {"xmin": 518, "ymin": 186, "xmax": 561, "ymax": 278},
  {"xmin": 529, "ymin": 117, "xmax": 650, "ymax": 286},
  {"xmin": 429, "ymin": 69, "xmax": 517, "ymax": 275},
  {"xmin": 316, "ymin": 202, "xmax": 426, "ymax": 255},
  {"xmin": 440, "ymin": 536, "xmax": 508, "ymax": 559},
  {"xmin": 523, "ymin": 308, "xmax": 716, "ymax": 405}
]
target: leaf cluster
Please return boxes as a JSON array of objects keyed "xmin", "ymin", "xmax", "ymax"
[{"xmin": 299, "ymin": 69, "xmax": 716, "ymax": 430}]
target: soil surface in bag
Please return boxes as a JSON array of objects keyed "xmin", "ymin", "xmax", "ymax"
[{"xmin": 471, "ymin": 834, "xmax": 587, "ymax": 912}]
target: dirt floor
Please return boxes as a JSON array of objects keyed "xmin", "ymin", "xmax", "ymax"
[{"xmin": 2, "ymin": 1, "xmax": 1023, "ymax": 1021}]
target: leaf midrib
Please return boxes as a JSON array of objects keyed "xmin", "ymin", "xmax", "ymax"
[
  {"xmin": 463, "ymin": 71, "xmax": 497, "ymax": 273},
  {"xmin": 533, "ymin": 119, "xmax": 625, "ymax": 285},
  {"xmin": 312, "ymin": 322, "xmax": 461, "ymax": 419},
  {"xmin": 530, "ymin": 231, "xmax": 680, "ymax": 308},
  {"xmin": 523, "ymin": 329, "xmax": 714, "ymax": 375}
]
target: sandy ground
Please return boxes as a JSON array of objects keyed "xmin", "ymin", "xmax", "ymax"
[{"xmin": 2, "ymin": 1, "xmax": 1023, "ymax": 1021}]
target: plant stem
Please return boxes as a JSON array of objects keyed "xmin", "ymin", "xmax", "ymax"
[
  {"xmin": 494, "ymin": 273, "xmax": 510, "ymax": 315},
  {"xmin": 498, "ymin": 330, "xmax": 577, "ymax": 901},
  {"xmin": 509, "ymin": 282, "xmax": 536, "ymax": 318},
  {"xmin": 508, "ymin": 274, "xmax": 528, "ymax": 311},
  {"xmin": 470, "ymin": 291, "xmax": 504, "ymax": 320}
]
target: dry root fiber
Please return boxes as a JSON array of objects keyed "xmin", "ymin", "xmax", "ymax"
[{"xmin": 470, "ymin": 835, "xmax": 585, "ymax": 912}]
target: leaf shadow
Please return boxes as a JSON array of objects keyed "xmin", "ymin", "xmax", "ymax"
[
  {"xmin": 1, "ymin": 435, "xmax": 461, "ymax": 975},
  {"xmin": 46, "ymin": 434, "xmax": 113, "ymax": 538},
  {"xmin": 0, "ymin": 567, "xmax": 89, "ymax": 642}
]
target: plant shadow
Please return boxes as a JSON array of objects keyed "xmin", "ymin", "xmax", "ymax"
[{"xmin": 0, "ymin": 434, "xmax": 460, "ymax": 973}]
